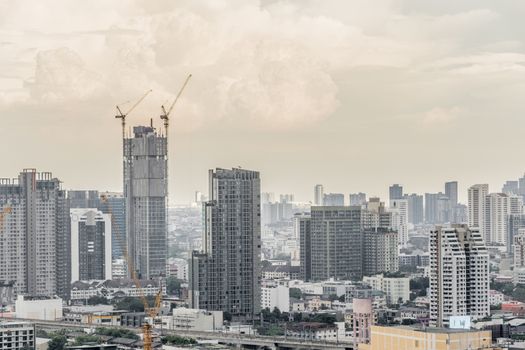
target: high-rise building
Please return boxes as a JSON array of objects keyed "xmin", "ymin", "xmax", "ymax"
[
  {"xmin": 314, "ymin": 184, "xmax": 324, "ymax": 205},
  {"xmin": 425, "ymin": 192, "xmax": 450, "ymax": 224},
  {"xmin": 485, "ymin": 193, "xmax": 522, "ymax": 246},
  {"xmin": 295, "ymin": 213, "xmax": 312, "ymax": 281},
  {"xmin": 261, "ymin": 192, "xmax": 275, "ymax": 204},
  {"xmin": 349, "ymin": 193, "xmax": 367, "ymax": 206},
  {"xmin": 389, "ymin": 184, "xmax": 403, "ymax": 201},
  {"xmin": 70, "ymin": 208, "xmax": 112, "ymax": 282},
  {"xmin": 444, "ymin": 181, "xmax": 458, "ymax": 207},
  {"xmin": 0, "ymin": 169, "xmax": 70, "ymax": 299},
  {"xmin": 509, "ymin": 214, "xmax": 525, "ymax": 255},
  {"xmin": 124, "ymin": 126, "xmax": 167, "ymax": 279},
  {"xmin": 514, "ymin": 231, "xmax": 525, "ymax": 269},
  {"xmin": 405, "ymin": 193, "xmax": 423, "ymax": 225},
  {"xmin": 309, "ymin": 206, "xmax": 363, "ymax": 281},
  {"xmin": 468, "ymin": 184, "xmax": 489, "ymax": 241},
  {"xmin": 429, "ymin": 225, "xmax": 489, "ymax": 328},
  {"xmin": 519, "ymin": 174, "xmax": 525, "ymax": 199},
  {"xmin": 503, "ymin": 180, "xmax": 519, "ymax": 195},
  {"xmin": 362, "ymin": 228, "xmax": 399, "ymax": 275},
  {"xmin": 98, "ymin": 192, "xmax": 126, "ymax": 260},
  {"xmin": 68, "ymin": 190, "xmax": 100, "ymax": 209},
  {"xmin": 389, "ymin": 199, "xmax": 408, "ymax": 246},
  {"xmin": 189, "ymin": 168, "xmax": 261, "ymax": 320},
  {"xmin": 280, "ymin": 194, "xmax": 294, "ymax": 203},
  {"xmin": 323, "ymin": 193, "xmax": 345, "ymax": 206},
  {"xmin": 0, "ymin": 321, "xmax": 35, "ymax": 350}
]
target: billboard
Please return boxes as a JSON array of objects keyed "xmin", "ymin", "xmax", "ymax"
[{"xmin": 449, "ymin": 316, "xmax": 471, "ymax": 329}]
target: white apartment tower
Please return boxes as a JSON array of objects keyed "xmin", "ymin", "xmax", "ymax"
[
  {"xmin": 485, "ymin": 193, "xmax": 522, "ymax": 246},
  {"xmin": 468, "ymin": 184, "xmax": 489, "ymax": 242},
  {"xmin": 429, "ymin": 225, "xmax": 489, "ymax": 328},
  {"xmin": 389, "ymin": 199, "xmax": 408, "ymax": 246},
  {"xmin": 314, "ymin": 184, "xmax": 324, "ymax": 206}
]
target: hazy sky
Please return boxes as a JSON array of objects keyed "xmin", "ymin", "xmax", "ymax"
[{"xmin": 1, "ymin": 0, "xmax": 525, "ymax": 204}]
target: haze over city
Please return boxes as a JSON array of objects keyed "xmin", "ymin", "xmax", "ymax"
[{"xmin": 2, "ymin": 0, "xmax": 525, "ymax": 204}]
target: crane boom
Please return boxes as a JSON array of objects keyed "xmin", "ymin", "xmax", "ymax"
[
  {"xmin": 115, "ymin": 89, "xmax": 153, "ymax": 138},
  {"xmin": 160, "ymin": 74, "xmax": 192, "ymax": 130}
]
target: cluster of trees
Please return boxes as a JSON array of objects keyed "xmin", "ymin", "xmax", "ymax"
[
  {"xmin": 166, "ymin": 276, "xmax": 184, "ymax": 296},
  {"xmin": 161, "ymin": 335, "xmax": 197, "ymax": 346},
  {"xmin": 491, "ymin": 281, "xmax": 525, "ymax": 302},
  {"xmin": 46, "ymin": 327, "xmax": 139, "ymax": 350},
  {"xmin": 409, "ymin": 277, "xmax": 429, "ymax": 301}
]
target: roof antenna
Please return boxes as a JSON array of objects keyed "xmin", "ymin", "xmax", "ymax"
[{"xmin": 150, "ymin": 118, "xmax": 153, "ymax": 128}]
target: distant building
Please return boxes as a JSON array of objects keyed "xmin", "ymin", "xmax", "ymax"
[
  {"xmin": 286, "ymin": 322, "xmax": 344, "ymax": 341},
  {"xmin": 0, "ymin": 169, "xmax": 70, "ymax": 299},
  {"xmin": 429, "ymin": 225, "xmax": 489, "ymax": 327},
  {"xmin": 323, "ymin": 193, "xmax": 345, "ymax": 206},
  {"xmin": 445, "ymin": 181, "xmax": 458, "ymax": 207},
  {"xmin": 190, "ymin": 168, "xmax": 261, "ymax": 320},
  {"xmin": 509, "ymin": 214, "xmax": 525, "ymax": 255},
  {"xmin": 150, "ymin": 308, "xmax": 223, "ymax": 332},
  {"xmin": 485, "ymin": 193, "xmax": 522, "ymax": 246},
  {"xmin": 468, "ymin": 184, "xmax": 489, "ymax": 242},
  {"xmin": 296, "ymin": 213, "xmax": 312, "ymax": 281},
  {"xmin": 389, "ymin": 199, "xmax": 408, "ymax": 246},
  {"xmin": 0, "ymin": 321, "xmax": 35, "ymax": 350},
  {"xmin": 70, "ymin": 208, "xmax": 112, "ymax": 282},
  {"xmin": 349, "ymin": 193, "xmax": 367, "ymax": 206},
  {"xmin": 389, "ymin": 184, "xmax": 403, "ymax": 201},
  {"xmin": 98, "ymin": 192, "xmax": 126, "ymax": 260},
  {"xmin": 503, "ymin": 180, "xmax": 519, "ymax": 195},
  {"xmin": 405, "ymin": 193, "xmax": 423, "ymax": 225},
  {"xmin": 425, "ymin": 192, "xmax": 449, "ymax": 224},
  {"xmin": 69, "ymin": 279, "xmax": 163, "ymax": 301},
  {"xmin": 314, "ymin": 184, "xmax": 324, "ymax": 206}
]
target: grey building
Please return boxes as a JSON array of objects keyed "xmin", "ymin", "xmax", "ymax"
[
  {"xmin": 445, "ymin": 181, "xmax": 458, "ymax": 207},
  {"xmin": 425, "ymin": 192, "xmax": 450, "ymax": 224},
  {"xmin": 70, "ymin": 208, "xmax": 112, "ymax": 282},
  {"xmin": 314, "ymin": 184, "xmax": 323, "ymax": 206},
  {"xmin": 323, "ymin": 193, "xmax": 345, "ymax": 206},
  {"xmin": 0, "ymin": 169, "xmax": 70, "ymax": 299},
  {"xmin": 389, "ymin": 184, "xmax": 403, "ymax": 201},
  {"xmin": 98, "ymin": 192, "xmax": 126, "ymax": 260},
  {"xmin": 295, "ymin": 213, "xmax": 312, "ymax": 281},
  {"xmin": 124, "ymin": 126, "xmax": 167, "ymax": 279},
  {"xmin": 310, "ymin": 206, "xmax": 363, "ymax": 281},
  {"xmin": 68, "ymin": 190, "xmax": 100, "ymax": 209},
  {"xmin": 503, "ymin": 180, "xmax": 519, "ymax": 195},
  {"xmin": 509, "ymin": 214, "xmax": 525, "ymax": 255},
  {"xmin": 190, "ymin": 168, "xmax": 261, "ymax": 320},
  {"xmin": 405, "ymin": 193, "xmax": 423, "ymax": 225},
  {"xmin": 362, "ymin": 228, "xmax": 399, "ymax": 276},
  {"xmin": 349, "ymin": 193, "xmax": 367, "ymax": 206}
]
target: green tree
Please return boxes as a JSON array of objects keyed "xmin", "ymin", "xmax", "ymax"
[
  {"xmin": 87, "ymin": 295, "xmax": 109, "ymax": 305},
  {"xmin": 94, "ymin": 327, "xmax": 139, "ymax": 340},
  {"xmin": 289, "ymin": 288, "xmax": 302, "ymax": 299},
  {"xmin": 223, "ymin": 311, "xmax": 232, "ymax": 322},
  {"xmin": 73, "ymin": 335, "xmax": 101, "ymax": 345},
  {"xmin": 166, "ymin": 276, "xmax": 183, "ymax": 296},
  {"xmin": 114, "ymin": 297, "xmax": 146, "ymax": 312},
  {"xmin": 162, "ymin": 335, "xmax": 197, "ymax": 345},
  {"xmin": 47, "ymin": 335, "xmax": 67, "ymax": 350}
]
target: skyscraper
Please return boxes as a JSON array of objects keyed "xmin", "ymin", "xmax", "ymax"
[
  {"xmin": 190, "ymin": 168, "xmax": 261, "ymax": 320},
  {"xmin": 405, "ymin": 193, "xmax": 423, "ymax": 225},
  {"xmin": 485, "ymin": 193, "xmax": 522, "ymax": 246},
  {"xmin": 502, "ymin": 180, "xmax": 519, "ymax": 195},
  {"xmin": 98, "ymin": 192, "xmax": 126, "ymax": 260},
  {"xmin": 68, "ymin": 190, "xmax": 100, "ymax": 209},
  {"xmin": 468, "ymin": 184, "xmax": 489, "ymax": 241},
  {"xmin": 70, "ymin": 208, "xmax": 112, "ymax": 282},
  {"xmin": 124, "ymin": 126, "xmax": 167, "ymax": 279},
  {"xmin": 389, "ymin": 184, "xmax": 403, "ymax": 201},
  {"xmin": 0, "ymin": 169, "xmax": 70, "ymax": 299},
  {"xmin": 295, "ymin": 213, "xmax": 312, "ymax": 281},
  {"xmin": 425, "ymin": 192, "xmax": 449, "ymax": 224},
  {"xmin": 429, "ymin": 225, "xmax": 489, "ymax": 327},
  {"xmin": 389, "ymin": 199, "xmax": 408, "ymax": 246},
  {"xmin": 445, "ymin": 181, "xmax": 458, "ymax": 207},
  {"xmin": 314, "ymin": 184, "xmax": 324, "ymax": 205},
  {"xmin": 362, "ymin": 228, "xmax": 399, "ymax": 275}
]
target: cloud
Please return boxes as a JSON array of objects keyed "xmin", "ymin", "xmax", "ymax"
[{"xmin": 422, "ymin": 106, "xmax": 464, "ymax": 125}]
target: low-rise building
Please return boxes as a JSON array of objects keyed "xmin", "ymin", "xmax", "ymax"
[
  {"xmin": 70, "ymin": 279, "xmax": 164, "ymax": 301},
  {"xmin": 15, "ymin": 295, "xmax": 63, "ymax": 321},
  {"xmin": 285, "ymin": 322, "xmax": 345, "ymax": 341},
  {"xmin": 63, "ymin": 305, "xmax": 122, "ymax": 325},
  {"xmin": 359, "ymin": 325, "xmax": 492, "ymax": 350},
  {"xmin": 262, "ymin": 265, "xmax": 301, "ymax": 280},
  {"xmin": 261, "ymin": 281, "xmax": 290, "ymax": 312},
  {"xmin": 362, "ymin": 274, "xmax": 409, "ymax": 305},
  {"xmin": 0, "ymin": 321, "xmax": 35, "ymax": 350},
  {"xmin": 147, "ymin": 308, "xmax": 223, "ymax": 332},
  {"xmin": 489, "ymin": 290, "xmax": 505, "ymax": 306}
]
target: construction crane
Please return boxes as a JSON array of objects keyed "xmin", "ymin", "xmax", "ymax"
[
  {"xmin": 115, "ymin": 89, "xmax": 153, "ymax": 139},
  {"xmin": 0, "ymin": 206, "xmax": 12, "ymax": 232},
  {"xmin": 99, "ymin": 195, "xmax": 163, "ymax": 350},
  {"xmin": 160, "ymin": 74, "xmax": 192, "ymax": 136}
]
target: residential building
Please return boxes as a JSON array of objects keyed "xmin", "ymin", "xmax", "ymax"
[
  {"xmin": 362, "ymin": 274, "xmax": 409, "ymax": 305},
  {"xmin": 429, "ymin": 225, "xmax": 489, "ymax": 328},
  {"xmin": 68, "ymin": 190, "xmax": 100, "ymax": 209},
  {"xmin": 150, "ymin": 308, "xmax": 223, "ymax": 332},
  {"xmin": 509, "ymin": 214, "xmax": 525, "ymax": 255},
  {"xmin": 70, "ymin": 208, "xmax": 112, "ymax": 282},
  {"xmin": 261, "ymin": 281, "xmax": 289, "ymax": 312},
  {"xmin": 124, "ymin": 125, "xmax": 167, "ymax": 279},
  {"xmin": 389, "ymin": 199, "xmax": 408, "ymax": 246},
  {"xmin": 389, "ymin": 184, "xmax": 403, "ymax": 201},
  {"xmin": 485, "ymin": 193, "xmax": 522, "ymax": 246},
  {"xmin": 0, "ymin": 321, "xmax": 35, "ymax": 350},
  {"xmin": 0, "ymin": 169, "xmax": 70, "ymax": 299},
  {"xmin": 98, "ymin": 192, "xmax": 126, "ymax": 260},
  {"xmin": 309, "ymin": 206, "xmax": 362, "ymax": 281},
  {"xmin": 359, "ymin": 325, "xmax": 492, "ymax": 350},
  {"xmin": 69, "ymin": 279, "xmax": 164, "ymax": 301},
  {"xmin": 314, "ymin": 184, "xmax": 323, "ymax": 205},
  {"xmin": 296, "ymin": 213, "xmax": 312, "ymax": 281},
  {"xmin": 362, "ymin": 228, "xmax": 398, "ymax": 275},
  {"xmin": 286, "ymin": 322, "xmax": 344, "ymax": 341},
  {"xmin": 468, "ymin": 184, "xmax": 489, "ymax": 242},
  {"xmin": 190, "ymin": 168, "xmax": 261, "ymax": 320},
  {"xmin": 503, "ymin": 180, "xmax": 519, "ymax": 195},
  {"xmin": 425, "ymin": 192, "xmax": 450, "ymax": 224},
  {"xmin": 323, "ymin": 193, "xmax": 345, "ymax": 206}
]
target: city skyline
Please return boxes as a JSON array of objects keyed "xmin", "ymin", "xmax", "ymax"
[{"xmin": 2, "ymin": 1, "xmax": 525, "ymax": 204}]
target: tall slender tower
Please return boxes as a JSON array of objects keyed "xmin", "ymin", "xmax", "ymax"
[
  {"xmin": 124, "ymin": 126, "xmax": 167, "ymax": 279},
  {"xmin": 190, "ymin": 168, "xmax": 261, "ymax": 320},
  {"xmin": 468, "ymin": 184, "xmax": 489, "ymax": 242}
]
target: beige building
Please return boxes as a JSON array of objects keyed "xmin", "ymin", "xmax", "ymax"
[{"xmin": 359, "ymin": 325, "xmax": 493, "ymax": 350}]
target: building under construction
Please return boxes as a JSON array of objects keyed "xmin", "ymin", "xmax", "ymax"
[{"xmin": 124, "ymin": 125, "xmax": 168, "ymax": 280}]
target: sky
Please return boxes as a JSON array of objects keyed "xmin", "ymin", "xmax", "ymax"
[{"xmin": 1, "ymin": 0, "xmax": 525, "ymax": 204}]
